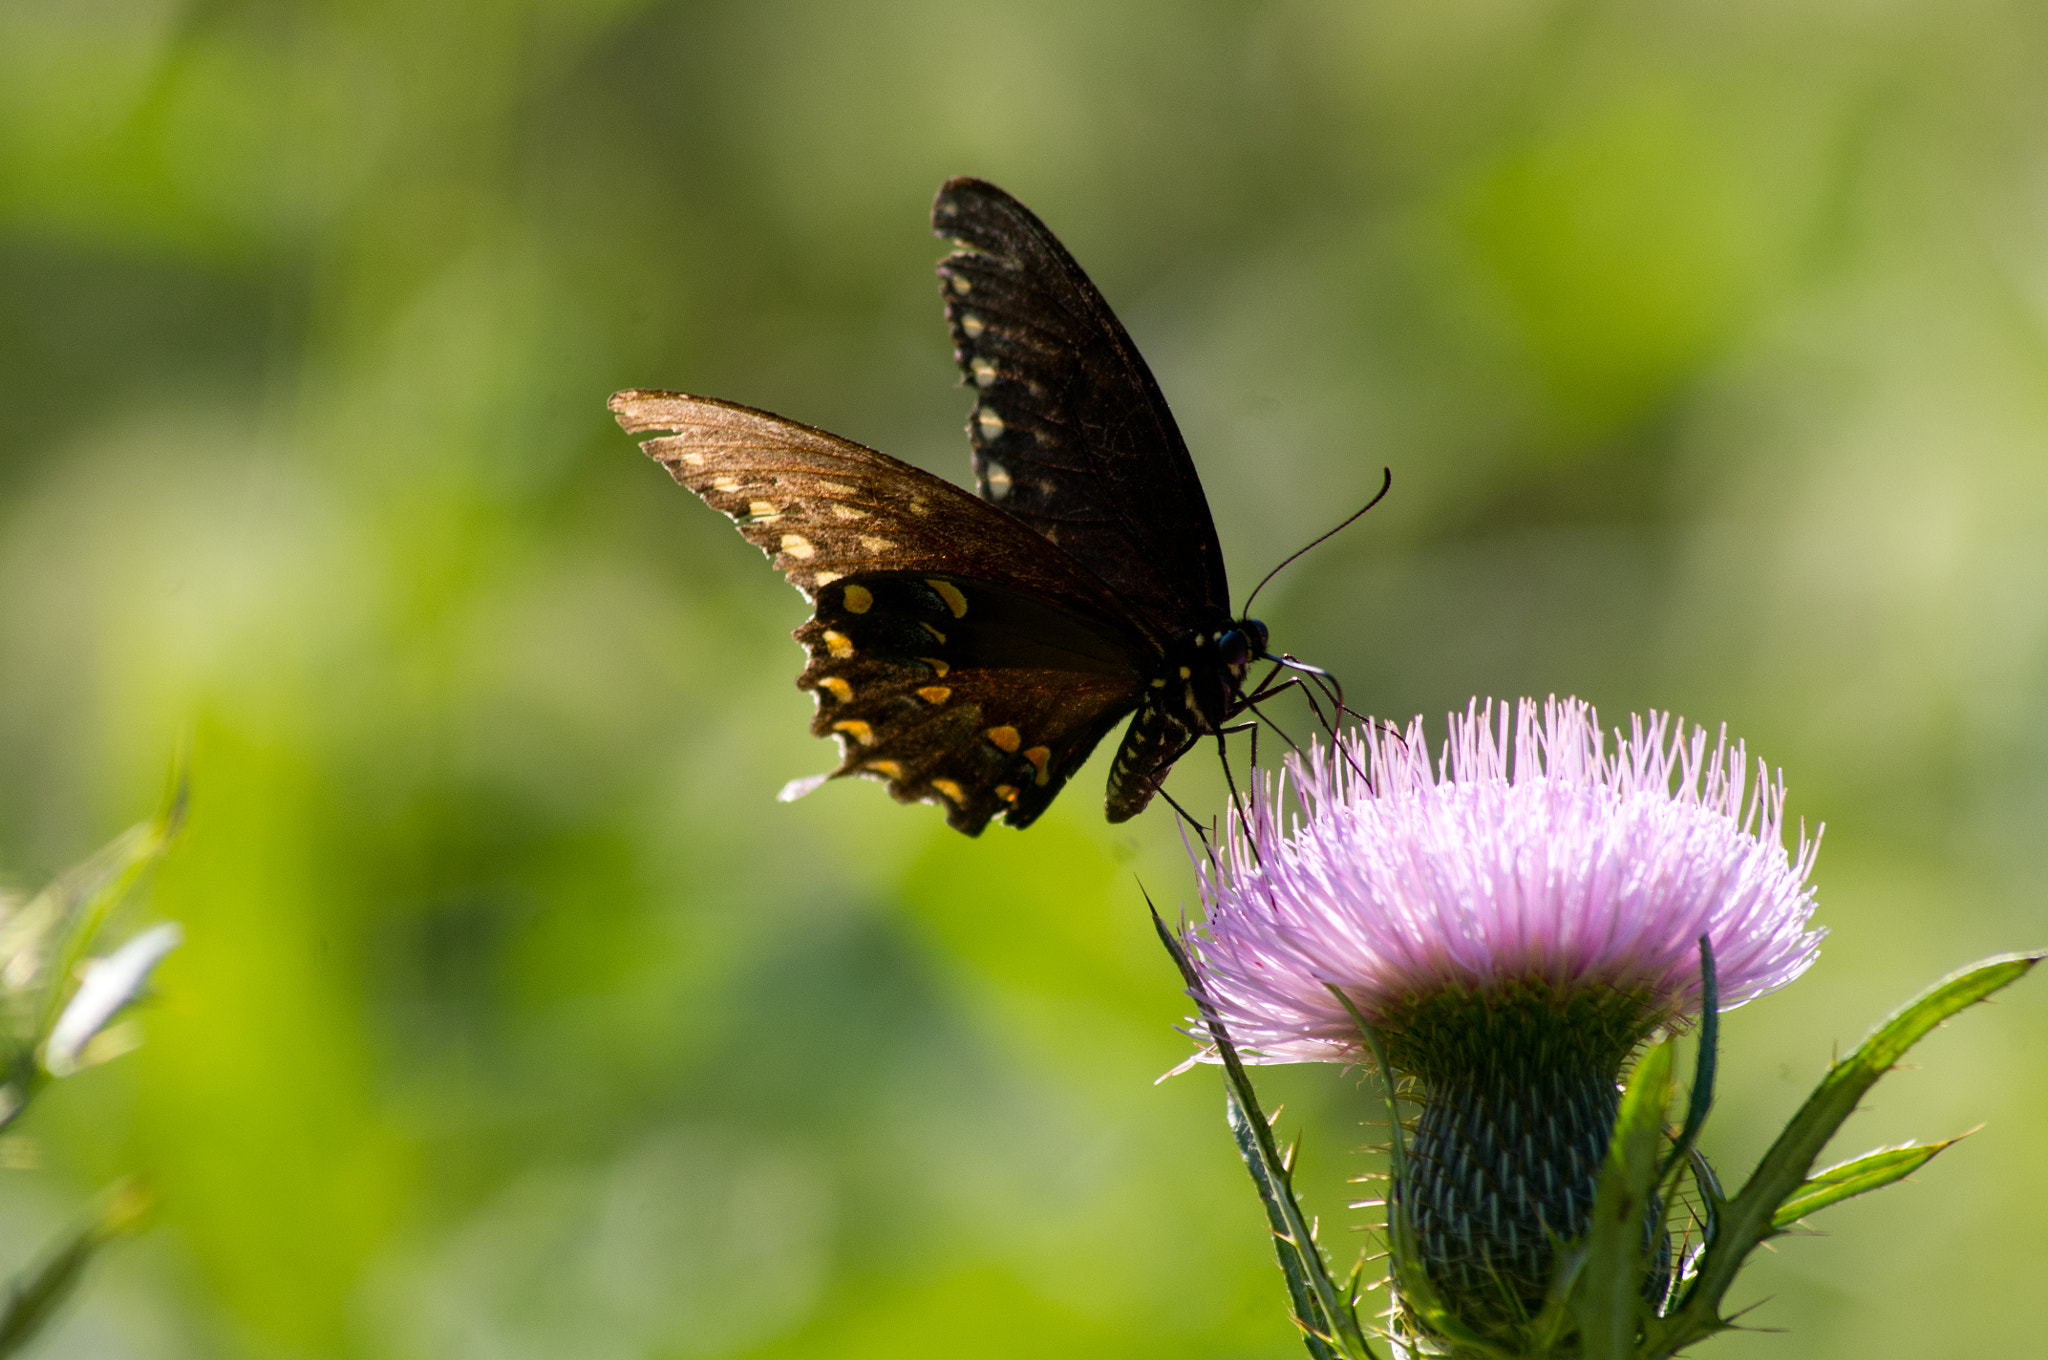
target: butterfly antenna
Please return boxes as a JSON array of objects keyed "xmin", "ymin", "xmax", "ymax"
[{"xmin": 1241, "ymin": 467, "xmax": 1392, "ymax": 618}]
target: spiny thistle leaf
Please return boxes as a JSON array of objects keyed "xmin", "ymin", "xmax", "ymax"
[
  {"xmin": 1153, "ymin": 908, "xmax": 1381, "ymax": 1360},
  {"xmin": 1769, "ymin": 1137, "xmax": 1967, "ymax": 1231},
  {"xmin": 1644, "ymin": 950, "xmax": 2044, "ymax": 1359},
  {"xmin": 1226, "ymin": 1092, "xmax": 1347, "ymax": 1360}
]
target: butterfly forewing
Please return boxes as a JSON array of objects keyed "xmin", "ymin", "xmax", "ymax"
[
  {"xmin": 932, "ymin": 178, "xmax": 1230, "ymax": 630},
  {"xmin": 610, "ymin": 390, "xmax": 1156, "ymax": 833},
  {"xmin": 614, "ymin": 390, "xmax": 1158, "ymax": 622}
]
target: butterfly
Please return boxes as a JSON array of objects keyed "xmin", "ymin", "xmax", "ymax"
[{"xmin": 612, "ymin": 177, "xmax": 1293, "ymax": 835}]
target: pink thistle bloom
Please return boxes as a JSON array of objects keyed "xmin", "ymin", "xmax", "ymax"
[
  {"xmin": 1190, "ymin": 697, "xmax": 1823, "ymax": 1063},
  {"xmin": 1185, "ymin": 698, "xmax": 1825, "ymax": 1338}
]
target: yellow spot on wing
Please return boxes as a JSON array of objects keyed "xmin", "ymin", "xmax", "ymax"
[
  {"xmin": 859, "ymin": 535, "xmax": 897, "ymax": 551},
  {"xmin": 950, "ymin": 273, "xmax": 972, "ymax": 295},
  {"xmin": 812, "ymin": 570, "xmax": 841, "ymax": 586},
  {"xmin": 977, "ymin": 410, "xmax": 1004, "ymax": 438},
  {"xmin": 931, "ymin": 778, "xmax": 966, "ymax": 803},
  {"xmin": 832, "ymin": 720, "xmax": 876, "ymax": 746},
  {"xmin": 818, "ymin": 481, "xmax": 856, "ymax": 495},
  {"xmin": 823, "ymin": 630, "xmax": 854, "ymax": 658},
  {"xmin": 781, "ymin": 533, "xmax": 815, "ymax": 559},
  {"xmin": 867, "ymin": 759, "xmax": 905, "ymax": 779},
  {"xmin": 921, "ymin": 622, "xmax": 946, "ymax": 644},
  {"xmin": 682, "ymin": 452, "xmax": 706, "ymax": 467},
  {"xmin": 927, "ymin": 579, "xmax": 968, "ymax": 618},
  {"xmin": 712, "ymin": 475, "xmax": 740, "ymax": 491},
  {"xmin": 1023, "ymin": 746, "xmax": 1051, "ymax": 785},
  {"xmin": 919, "ymin": 657, "xmax": 950, "ymax": 677},
  {"xmin": 830, "ymin": 504, "xmax": 866, "ymax": 519},
  {"xmin": 917, "ymin": 686, "xmax": 952, "ymax": 705},
  {"xmin": 841, "ymin": 584, "xmax": 873, "ymax": 614},
  {"xmin": 749, "ymin": 500, "xmax": 779, "ymax": 517},
  {"xmin": 960, "ymin": 313, "xmax": 984, "ymax": 338},
  {"xmin": 819, "ymin": 677, "xmax": 853, "ymax": 702},
  {"xmin": 995, "ymin": 784, "xmax": 1018, "ymax": 802},
  {"xmin": 986, "ymin": 725, "xmax": 1020, "ymax": 753}
]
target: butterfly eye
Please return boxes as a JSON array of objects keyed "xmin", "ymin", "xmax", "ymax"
[{"xmin": 1218, "ymin": 629, "xmax": 1251, "ymax": 669}]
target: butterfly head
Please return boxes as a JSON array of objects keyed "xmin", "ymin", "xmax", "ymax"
[
  {"xmin": 1217, "ymin": 619, "xmax": 1269, "ymax": 677},
  {"xmin": 1169, "ymin": 617, "xmax": 1271, "ymax": 732}
]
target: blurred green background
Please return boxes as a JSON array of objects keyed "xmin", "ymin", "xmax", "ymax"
[{"xmin": 2, "ymin": 0, "xmax": 2046, "ymax": 1355}]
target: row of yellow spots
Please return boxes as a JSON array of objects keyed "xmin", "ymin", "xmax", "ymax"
[
  {"xmin": 835, "ymin": 579, "xmax": 966, "ymax": 619},
  {"xmin": 982, "ymin": 725, "xmax": 1052, "ymax": 785},
  {"xmin": 816, "ymin": 680, "xmax": 951, "ymax": 709},
  {"xmin": 858, "ymin": 764, "xmax": 999, "ymax": 808}
]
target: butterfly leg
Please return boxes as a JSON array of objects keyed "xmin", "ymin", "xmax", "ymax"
[
  {"xmin": 1243, "ymin": 667, "xmax": 1371, "ymax": 784},
  {"xmin": 1155, "ymin": 783, "xmax": 1215, "ymax": 858},
  {"xmin": 1211, "ymin": 725, "xmax": 1274, "ymax": 866},
  {"xmin": 1244, "ymin": 697, "xmax": 1303, "ymax": 764}
]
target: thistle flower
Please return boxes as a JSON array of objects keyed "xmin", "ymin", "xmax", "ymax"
[{"xmin": 1185, "ymin": 698, "xmax": 1823, "ymax": 1342}]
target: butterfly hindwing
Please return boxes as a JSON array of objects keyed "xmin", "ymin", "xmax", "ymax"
[
  {"xmin": 931, "ymin": 177, "xmax": 1230, "ymax": 631},
  {"xmin": 610, "ymin": 390, "xmax": 1158, "ymax": 833},
  {"xmin": 799, "ymin": 573, "xmax": 1146, "ymax": 832}
]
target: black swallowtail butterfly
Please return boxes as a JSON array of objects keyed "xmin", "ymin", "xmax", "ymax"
[{"xmin": 613, "ymin": 177, "xmax": 1291, "ymax": 835}]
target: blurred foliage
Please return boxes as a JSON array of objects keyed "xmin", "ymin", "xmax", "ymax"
[
  {"xmin": 0, "ymin": 793, "xmax": 181, "ymax": 1356},
  {"xmin": 1, "ymin": 0, "xmax": 2046, "ymax": 1356}
]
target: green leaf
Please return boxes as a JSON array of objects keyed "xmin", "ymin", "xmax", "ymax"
[
  {"xmin": 1646, "ymin": 950, "xmax": 2044, "ymax": 1358},
  {"xmin": 1225, "ymin": 1093, "xmax": 1346, "ymax": 1360},
  {"xmin": 0, "ymin": 1178, "xmax": 151, "ymax": 1359},
  {"xmin": 1571, "ymin": 1039, "xmax": 1674, "ymax": 1360},
  {"xmin": 1151, "ymin": 910, "xmax": 1380, "ymax": 1360},
  {"xmin": 1656, "ymin": 937, "xmax": 1717, "ymax": 1187},
  {"xmin": 1769, "ymin": 1137, "xmax": 1966, "ymax": 1231}
]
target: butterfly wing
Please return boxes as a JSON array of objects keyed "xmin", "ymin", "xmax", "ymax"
[
  {"xmin": 931, "ymin": 177, "xmax": 1231, "ymax": 631},
  {"xmin": 611, "ymin": 389, "xmax": 1158, "ymax": 833}
]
